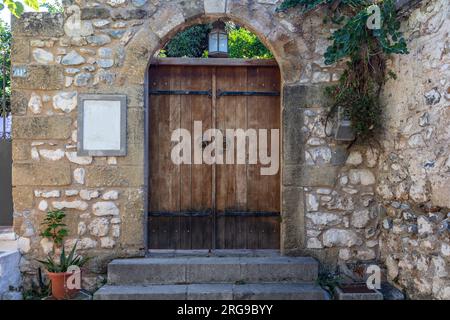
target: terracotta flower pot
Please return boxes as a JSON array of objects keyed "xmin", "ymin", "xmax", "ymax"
[{"xmin": 47, "ymin": 271, "xmax": 81, "ymax": 300}]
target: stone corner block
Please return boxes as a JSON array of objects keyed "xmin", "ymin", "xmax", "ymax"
[
  {"xmin": 85, "ymin": 167, "xmax": 144, "ymax": 188},
  {"xmin": 13, "ymin": 163, "xmax": 71, "ymax": 186},
  {"xmin": 204, "ymin": 0, "xmax": 227, "ymax": 14},
  {"xmin": 12, "ymin": 64, "xmax": 65, "ymax": 90},
  {"xmin": 283, "ymin": 165, "xmax": 338, "ymax": 187},
  {"xmin": 300, "ymin": 166, "xmax": 338, "ymax": 187},
  {"xmin": 12, "ymin": 12, "xmax": 64, "ymax": 37},
  {"xmin": 11, "ymin": 38, "xmax": 30, "ymax": 64},
  {"xmin": 179, "ymin": 0, "xmax": 205, "ymax": 20},
  {"xmin": 12, "ymin": 116, "xmax": 72, "ymax": 140},
  {"xmin": 283, "ymin": 84, "xmax": 331, "ymax": 110}
]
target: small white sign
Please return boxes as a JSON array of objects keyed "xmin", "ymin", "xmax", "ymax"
[
  {"xmin": 12, "ymin": 66, "xmax": 27, "ymax": 78},
  {"xmin": 78, "ymin": 95, "xmax": 127, "ymax": 156}
]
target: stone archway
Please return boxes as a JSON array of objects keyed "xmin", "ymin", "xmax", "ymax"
[
  {"xmin": 10, "ymin": 0, "xmax": 391, "ymax": 289},
  {"xmin": 120, "ymin": 1, "xmax": 308, "ymax": 254}
]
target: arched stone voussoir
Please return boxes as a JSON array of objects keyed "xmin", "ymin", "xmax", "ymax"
[
  {"xmin": 122, "ymin": 24, "xmax": 162, "ymax": 84},
  {"xmin": 122, "ymin": 0, "xmax": 305, "ymax": 84}
]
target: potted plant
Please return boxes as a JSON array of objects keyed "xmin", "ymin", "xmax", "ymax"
[
  {"xmin": 38, "ymin": 242, "xmax": 89, "ymax": 300},
  {"xmin": 38, "ymin": 210, "xmax": 89, "ymax": 300}
]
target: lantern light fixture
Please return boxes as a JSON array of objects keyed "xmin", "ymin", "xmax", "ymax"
[{"xmin": 208, "ymin": 21, "xmax": 229, "ymax": 58}]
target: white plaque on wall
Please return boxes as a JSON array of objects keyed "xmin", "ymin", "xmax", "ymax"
[{"xmin": 78, "ymin": 95, "xmax": 127, "ymax": 156}]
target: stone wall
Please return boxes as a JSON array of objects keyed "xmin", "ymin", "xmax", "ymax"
[
  {"xmin": 378, "ymin": 0, "xmax": 450, "ymax": 299},
  {"xmin": 9, "ymin": 0, "xmax": 419, "ymax": 292}
]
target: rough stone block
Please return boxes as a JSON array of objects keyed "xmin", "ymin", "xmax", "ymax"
[
  {"xmin": 239, "ymin": 257, "xmax": 318, "ymax": 282},
  {"xmin": 179, "ymin": 0, "xmax": 204, "ymax": 19},
  {"xmin": 12, "ymin": 65, "xmax": 64, "ymax": 90},
  {"xmin": 13, "ymin": 164, "xmax": 71, "ymax": 186},
  {"xmin": 123, "ymin": 28, "xmax": 161, "ymax": 83},
  {"xmin": 281, "ymin": 186, "xmax": 305, "ymax": 250},
  {"xmin": 430, "ymin": 176, "xmax": 450, "ymax": 208},
  {"xmin": 12, "ymin": 187, "xmax": 34, "ymax": 211},
  {"xmin": 233, "ymin": 283, "xmax": 328, "ymax": 300},
  {"xmin": 331, "ymin": 145, "xmax": 349, "ymax": 166},
  {"xmin": 185, "ymin": 258, "xmax": 241, "ymax": 283},
  {"xmin": 300, "ymin": 166, "xmax": 338, "ymax": 187},
  {"xmin": 108, "ymin": 259, "xmax": 187, "ymax": 285},
  {"xmin": 204, "ymin": 0, "xmax": 226, "ymax": 14},
  {"xmin": 12, "ymin": 13, "xmax": 64, "ymax": 37},
  {"xmin": 283, "ymin": 165, "xmax": 338, "ymax": 187},
  {"xmin": 282, "ymin": 107, "xmax": 304, "ymax": 164},
  {"xmin": 85, "ymin": 167, "xmax": 145, "ymax": 187},
  {"xmin": 12, "ymin": 116, "xmax": 72, "ymax": 140},
  {"xmin": 10, "ymin": 90, "xmax": 29, "ymax": 115},
  {"xmin": 283, "ymin": 84, "xmax": 330, "ymax": 110},
  {"xmin": 127, "ymin": 110, "xmax": 145, "ymax": 145},
  {"xmin": 12, "ymin": 141, "xmax": 30, "ymax": 161},
  {"xmin": 94, "ymin": 285, "xmax": 187, "ymax": 300},
  {"xmin": 116, "ymin": 144, "xmax": 144, "ymax": 166},
  {"xmin": 148, "ymin": 5, "xmax": 185, "ymax": 39},
  {"xmin": 187, "ymin": 284, "xmax": 233, "ymax": 300},
  {"xmin": 11, "ymin": 38, "xmax": 29, "ymax": 64},
  {"xmin": 81, "ymin": 7, "xmax": 111, "ymax": 20},
  {"xmin": 283, "ymin": 165, "xmax": 302, "ymax": 186},
  {"xmin": 111, "ymin": 9, "xmax": 149, "ymax": 20},
  {"xmin": 120, "ymin": 188, "xmax": 145, "ymax": 246}
]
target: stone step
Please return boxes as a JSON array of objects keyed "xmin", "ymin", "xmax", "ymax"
[
  {"xmin": 0, "ymin": 229, "xmax": 18, "ymax": 252},
  {"xmin": 107, "ymin": 257, "xmax": 319, "ymax": 285},
  {"xmin": 94, "ymin": 283, "xmax": 329, "ymax": 300}
]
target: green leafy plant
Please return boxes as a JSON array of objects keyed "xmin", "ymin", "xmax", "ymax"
[
  {"xmin": 279, "ymin": 0, "xmax": 409, "ymax": 140},
  {"xmin": 0, "ymin": 21, "xmax": 10, "ymax": 118},
  {"xmin": 228, "ymin": 25, "xmax": 273, "ymax": 59},
  {"xmin": 160, "ymin": 23, "xmax": 272, "ymax": 59},
  {"xmin": 40, "ymin": 210, "xmax": 68, "ymax": 247},
  {"xmin": 40, "ymin": 0, "xmax": 62, "ymax": 13},
  {"xmin": 23, "ymin": 268, "xmax": 51, "ymax": 300},
  {"xmin": 317, "ymin": 270, "xmax": 343, "ymax": 295},
  {"xmin": 37, "ymin": 242, "xmax": 89, "ymax": 273},
  {"xmin": 0, "ymin": 0, "xmax": 40, "ymax": 17},
  {"xmin": 163, "ymin": 24, "xmax": 211, "ymax": 58}
]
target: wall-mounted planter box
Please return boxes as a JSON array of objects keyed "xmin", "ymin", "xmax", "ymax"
[{"xmin": 335, "ymin": 284, "xmax": 383, "ymax": 300}]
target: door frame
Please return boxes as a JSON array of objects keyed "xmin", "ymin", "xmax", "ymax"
[{"xmin": 145, "ymin": 57, "xmax": 282, "ymax": 251}]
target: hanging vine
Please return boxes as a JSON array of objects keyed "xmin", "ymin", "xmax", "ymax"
[{"xmin": 278, "ymin": 0, "xmax": 409, "ymax": 140}]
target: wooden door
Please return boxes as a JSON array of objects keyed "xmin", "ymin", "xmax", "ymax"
[{"xmin": 148, "ymin": 59, "xmax": 280, "ymax": 250}]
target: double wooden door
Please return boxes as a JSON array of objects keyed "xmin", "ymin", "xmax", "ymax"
[{"xmin": 148, "ymin": 59, "xmax": 280, "ymax": 250}]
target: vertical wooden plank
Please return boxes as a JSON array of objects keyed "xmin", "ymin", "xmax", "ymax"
[
  {"xmin": 171, "ymin": 66, "xmax": 182, "ymax": 248},
  {"xmin": 258, "ymin": 66, "xmax": 281, "ymax": 213},
  {"xmin": 246, "ymin": 66, "xmax": 260, "ymax": 249},
  {"xmin": 179, "ymin": 67, "xmax": 194, "ymax": 249},
  {"xmin": 189, "ymin": 66, "xmax": 213, "ymax": 249},
  {"xmin": 211, "ymin": 67, "xmax": 217, "ymax": 250},
  {"xmin": 215, "ymin": 66, "xmax": 247, "ymax": 248},
  {"xmin": 190, "ymin": 66, "xmax": 213, "ymax": 212},
  {"xmin": 244, "ymin": 66, "xmax": 281, "ymax": 249},
  {"xmin": 149, "ymin": 66, "xmax": 162, "ymax": 212}
]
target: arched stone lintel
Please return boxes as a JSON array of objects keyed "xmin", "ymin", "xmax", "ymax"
[{"xmin": 123, "ymin": 1, "xmax": 305, "ymax": 84}]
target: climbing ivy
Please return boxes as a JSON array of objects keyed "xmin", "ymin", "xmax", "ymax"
[{"xmin": 278, "ymin": 0, "xmax": 409, "ymax": 140}]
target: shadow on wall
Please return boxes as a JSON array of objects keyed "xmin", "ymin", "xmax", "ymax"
[{"xmin": 0, "ymin": 138, "xmax": 13, "ymax": 227}]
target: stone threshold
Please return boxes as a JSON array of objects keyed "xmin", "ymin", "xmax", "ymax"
[
  {"xmin": 147, "ymin": 249, "xmax": 281, "ymax": 258},
  {"xmin": 0, "ymin": 227, "xmax": 16, "ymax": 241}
]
